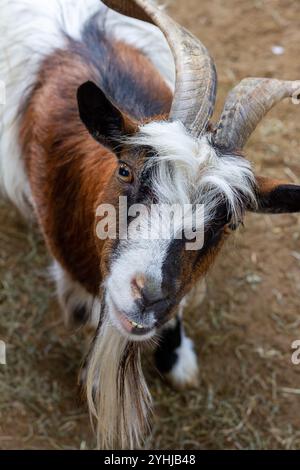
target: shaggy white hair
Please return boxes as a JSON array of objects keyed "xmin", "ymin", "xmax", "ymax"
[
  {"xmin": 129, "ymin": 120, "xmax": 257, "ymax": 226},
  {"xmin": 86, "ymin": 312, "xmax": 152, "ymax": 449}
]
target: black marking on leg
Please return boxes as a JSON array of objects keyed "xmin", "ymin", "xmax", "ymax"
[{"xmin": 155, "ymin": 317, "xmax": 182, "ymax": 374}]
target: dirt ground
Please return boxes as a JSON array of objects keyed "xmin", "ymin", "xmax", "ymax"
[{"xmin": 1, "ymin": 0, "xmax": 300, "ymax": 450}]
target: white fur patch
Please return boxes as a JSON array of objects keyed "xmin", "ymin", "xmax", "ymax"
[
  {"xmin": 168, "ymin": 334, "xmax": 199, "ymax": 389},
  {"xmin": 0, "ymin": 0, "xmax": 174, "ymax": 214},
  {"xmin": 129, "ymin": 120, "xmax": 257, "ymax": 225}
]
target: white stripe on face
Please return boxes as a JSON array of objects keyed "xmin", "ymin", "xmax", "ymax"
[{"xmin": 104, "ymin": 196, "xmax": 204, "ymax": 338}]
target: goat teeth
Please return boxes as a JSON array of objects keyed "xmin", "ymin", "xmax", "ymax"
[{"xmin": 130, "ymin": 321, "xmax": 144, "ymax": 329}]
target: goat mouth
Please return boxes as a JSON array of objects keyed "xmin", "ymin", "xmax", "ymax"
[
  {"xmin": 109, "ymin": 296, "xmax": 156, "ymax": 338},
  {"xmin": 117, "ymin": 311, "xmax": 154, "ymax": 336}
]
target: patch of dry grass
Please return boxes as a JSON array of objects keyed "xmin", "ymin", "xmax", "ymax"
[{"xmin": 0, "ymin": 200, "xmax": 91, "ymax": 449}]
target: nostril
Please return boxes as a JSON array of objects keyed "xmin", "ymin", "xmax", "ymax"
[
  {"xmin": 131, "ymin": 274, "xmax": 167, "ymax": 309},
  {"xmin": 131, "ymin": 274, "xmax": 146, "ymax": 299},
  {"xmin": 141, "ymin": 288, "xmax": 168, "ymax": 310},
  {"xmin": 143, "ymin": 296, "xmax": 171, "ymax": 316}
]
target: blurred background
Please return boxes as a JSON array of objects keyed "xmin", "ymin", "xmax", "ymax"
[{"xmin": 1, "ymin": 0, "xmax": 300, "ymax": 449}]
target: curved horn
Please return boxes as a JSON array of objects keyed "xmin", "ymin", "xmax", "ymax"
[
  {"xmin": 214, "ymin": 78, "xmax": 300, "ymax": 151},
  {"xmin": 102, "ymin": 0, "xmax": 217, "ymax": 137}
]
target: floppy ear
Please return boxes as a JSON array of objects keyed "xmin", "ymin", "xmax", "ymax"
[
  {"xmin": 253, "ymin": 176, "xmax": 300, "ymax": 213},
  {"xmin": 77, "ymin": 81, "xmax": 136, "ymax": 151}
]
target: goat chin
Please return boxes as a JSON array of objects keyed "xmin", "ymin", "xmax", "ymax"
[{"xmin": 85, "ymin": 312, "xmax": 152, "ymax": 450}]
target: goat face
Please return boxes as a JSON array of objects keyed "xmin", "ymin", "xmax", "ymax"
[
  {"xmin": 77, "ymin": 82, "xmax": 257, "ymax": 340},
  {"xmin": 99, "ymin": 166, "xmax": 229, "ymax": 340}
]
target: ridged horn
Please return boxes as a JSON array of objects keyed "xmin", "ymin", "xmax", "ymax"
[
  {"xmin": 214, "ymin": 78, "xmax": 300, "ymax": 151},
  {"xmin": 102, "ymin": 0, "xmax": 217, "ymax": 137}
]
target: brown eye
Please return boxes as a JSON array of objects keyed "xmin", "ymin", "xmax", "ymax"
[
  {"xmin": 224, "ymin": 221, "xmax": 241, "ymax": 234},
  {"xmin": 118, "ymin": 163, "xmax": 133, "ymax": 183},
  {"xmin": 224, "ymin": 224, "xmax": 233, "ymax": 235}
]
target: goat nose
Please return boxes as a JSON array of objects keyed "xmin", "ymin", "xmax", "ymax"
[
  {"xmin": 131, "ymin": 274, "xmax": 171, "ymax": 319},
  {"xmin": 131, "ymin": 273, "xmax": 162, "ymax": 306}
]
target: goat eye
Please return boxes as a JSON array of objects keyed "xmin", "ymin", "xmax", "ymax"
[
  {"xmin": 225, "ymin": 221, "xmax": 241, "ymax": 233},
  {"xmin": 118, "ymin": 163, "xmax": 133, "ymax": 183}
]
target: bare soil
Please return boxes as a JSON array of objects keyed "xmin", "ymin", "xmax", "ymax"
[{"xmin": 1, "ymin": 0, "xmax": 300, "ymax": 449}]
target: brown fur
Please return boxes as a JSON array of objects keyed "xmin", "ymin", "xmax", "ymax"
[{"xmin": 20, "ymin": 41, "xmax": 172, "ymax": 295}]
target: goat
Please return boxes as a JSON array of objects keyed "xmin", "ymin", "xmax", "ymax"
[{"xmin": 1, "ymin": 0, "xmax": 300, "ymax": 450}]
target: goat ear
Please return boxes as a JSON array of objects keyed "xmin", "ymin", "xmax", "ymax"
[
  {"xmin": 253, "ymin": 176, "xmax": 300, "ymax": 213},
  {"xmin": 77, "ymin": 81, "xmax": 136, "ymax": 151}
]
